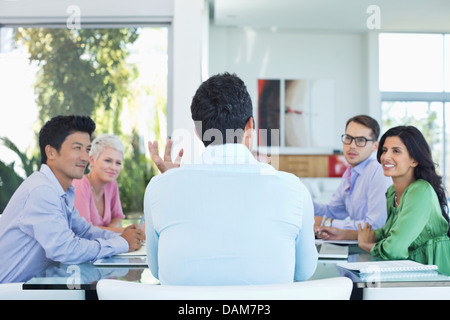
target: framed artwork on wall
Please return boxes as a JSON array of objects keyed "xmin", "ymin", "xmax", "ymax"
[{"xmin": 257, "ymin": 78, "xmax": 335, "ymax": 154}]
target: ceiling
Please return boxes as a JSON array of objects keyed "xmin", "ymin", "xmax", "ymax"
[{"xmin": 211, "ymin": 0, "xmax": 450, "ymax": 33}]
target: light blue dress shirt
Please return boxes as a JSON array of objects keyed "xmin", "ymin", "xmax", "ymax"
[
  {"xmin": 144, "ymin": 143, "xmax": 318, "ymax": 285},
  {"xmin": 314, "ymin": 155, "xmax": 392, "ymax": 230},
  {"xmin": 0, "ymin": 165, "xmax": 128, "ymax": 283}
]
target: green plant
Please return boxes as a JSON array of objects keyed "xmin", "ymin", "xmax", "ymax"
[{"xmin": 0, "ymin": 137, "xmax": 40, "ymax": 213}]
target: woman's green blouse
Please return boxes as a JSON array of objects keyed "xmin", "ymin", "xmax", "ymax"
[{"xmin": 372, "ymin": 179, "xmax": 450, "ymax": 272}]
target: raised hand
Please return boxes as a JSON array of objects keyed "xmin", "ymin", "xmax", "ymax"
[{"xmin": 148, "ymin": 139, "xmax": 183, "ymax": 173}]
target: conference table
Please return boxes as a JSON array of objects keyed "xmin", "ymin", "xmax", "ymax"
[{"xmin": 23, "ymin": 243, "xmax": 450, "ymax": 300}]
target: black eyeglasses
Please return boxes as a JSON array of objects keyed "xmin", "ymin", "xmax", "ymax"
[{"xmin": 341, "ymin": 134, "xmax": 376, "ymax": 147}]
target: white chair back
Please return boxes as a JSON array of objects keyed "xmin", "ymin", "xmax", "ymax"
[
  {"xmin": 0, "ymin": 282, "xmax": 85, "ymax": 300},
  {"xmin": 97, "ymin": 277, "xmax": 353, "ymax": 300}
]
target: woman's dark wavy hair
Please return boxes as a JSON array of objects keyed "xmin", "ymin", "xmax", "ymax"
[{"xmin": 377, "ymin": 126, "xmax": 450, "ymax": 235}]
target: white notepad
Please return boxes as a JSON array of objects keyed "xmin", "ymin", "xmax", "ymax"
[{"xmin": 337, "ymin": 260, "xmax": 438, "ymax": 274}]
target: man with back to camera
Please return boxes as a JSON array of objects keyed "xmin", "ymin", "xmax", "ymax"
[
  {"xmin": 0, "ymin": 115, "xmax": 144, "ymax": 283},
  {"xmin": 314, "ymin": 115, "xmax": 392, "ymax": 240},
  {"xmin": 144, "ymin": 72, "xmax": 318, "ymax": 285}
]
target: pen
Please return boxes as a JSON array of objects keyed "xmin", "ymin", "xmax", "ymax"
[
  {"xmin": 318, "ymin": 215, "xmax": 327, "ymax": 236},
  {"xmin": 138, "ymin": 215, "xmax": 145, "ymax": 229}
]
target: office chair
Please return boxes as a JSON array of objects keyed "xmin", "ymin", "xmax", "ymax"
[
  {"xmin": 97, "ymin": 277, "xmax": 353, "ymax": 300},
  {"xmin": 0, "ymin": 282, "xmax": 85, "ymax": 300}
]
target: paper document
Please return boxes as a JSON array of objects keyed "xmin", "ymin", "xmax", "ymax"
[{"xmin": 115, "ymin": 243, "xmax": 146, "ymax": 256}]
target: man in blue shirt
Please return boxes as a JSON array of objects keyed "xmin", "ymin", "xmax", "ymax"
[
  {"xmin": 314, "ymin": 115, "xmax": 392, "ymax": 240},
  {"xmin": 0, "ymin": 115, "xmax": 144, "ymax": 283},
  {"xmin": 145, "ymin": 73, "xmax": 318, "ymax": 285}
]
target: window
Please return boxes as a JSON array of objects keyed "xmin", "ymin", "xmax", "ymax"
[
  {"xmin": 379, "ymin": 33, "xmax": 445, "ymax": 92},
  {"xmin": 381, "ymin": 101, "xmax": 444, "ymax": 173},
  {"xmin": 0, "ymin": 26, "xmax": 169, "ymax": 214},
  {"xmin": 379, "ymin": 33, "xmax": 450, "ymax": 187}
]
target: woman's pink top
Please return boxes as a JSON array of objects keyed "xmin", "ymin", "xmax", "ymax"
[{"xmin": 73, "ymin": 175, "xmax": 125, "ymax": 227}]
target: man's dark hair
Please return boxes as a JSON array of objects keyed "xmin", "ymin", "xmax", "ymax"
[
  {"xmin": 39, "ymin": 115, "xmax": 96, "ymax": 164},
  {"xmin": 345, "ymin": 114, "xmax": 380, "ymax": 140},
  {"xmin": 190, "ymin": 72, "xmax": 253, "ymax": 147}
]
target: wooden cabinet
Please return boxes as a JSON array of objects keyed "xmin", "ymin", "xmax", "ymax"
[{"xmin": 270, "ymin": 154, "xmax": 348, "ymax": 178}]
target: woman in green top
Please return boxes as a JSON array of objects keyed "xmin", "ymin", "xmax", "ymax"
[{"xmin": 358, "ymin": 126, "xmax": 450, "ymax": 274}]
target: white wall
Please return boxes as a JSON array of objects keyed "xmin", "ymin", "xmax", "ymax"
[{"xmin": 209, "ymin": 26, "xmax": 373, "ymax": 150}]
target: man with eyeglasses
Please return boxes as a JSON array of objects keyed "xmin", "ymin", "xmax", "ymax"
[{"xmin": 314, "ymin": 115, "xmax": 391, "ymax": 240}]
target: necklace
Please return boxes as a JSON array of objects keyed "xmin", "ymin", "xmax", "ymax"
[{"xmin": 394, "ymin": 193, "xmax": 399, "ymax": 207}]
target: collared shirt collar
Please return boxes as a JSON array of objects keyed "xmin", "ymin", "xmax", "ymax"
[
  {"xmin": 343, "ymin": 153, "xmax": 376, "ymax": 177},
  {"xmin": 352, "ymin": 153, "xmax": 376, "ymax": 176},
  {"xmin": 342, "ymin": 154, "xmax": 376, "ymax": 192},
  {"xmin": 39, "ymin": 164, "xmax": 76, "ymax": 200}
]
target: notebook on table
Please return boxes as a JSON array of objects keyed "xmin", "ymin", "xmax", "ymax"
[
  {"xmin": 316, "ymin": 242, "xmax": 349, "ymax": 259},
  {"xmin": 336, "ymin": 260, "xmax": 438, "ymax": 274},
  {"xmin": 93, "ymin": 256, "xmax": 148, "ymax": 267},
  {"xmin": 93, "ymin": 243, "xmax": 148, "ymax": 266}
]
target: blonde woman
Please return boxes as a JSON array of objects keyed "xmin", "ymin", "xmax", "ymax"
[{"xmin": 73, "ymin": 134, "xmax": 126, "ymax": 232}]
